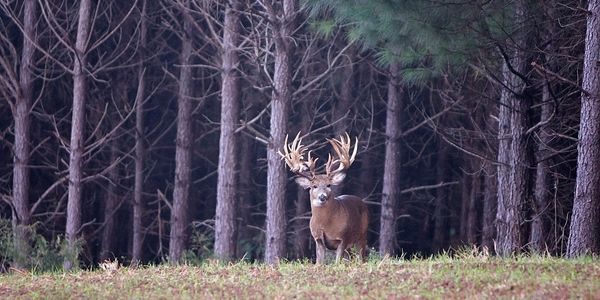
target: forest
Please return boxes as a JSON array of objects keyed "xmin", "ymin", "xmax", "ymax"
[{"xmin": 0, "ymin": 0, "xmax": 599, "ymax": 271}]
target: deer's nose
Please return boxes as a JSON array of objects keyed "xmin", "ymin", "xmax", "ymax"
[{"xmin": 318, "ymin": 193, "xmax": 327, "ymax": 202}]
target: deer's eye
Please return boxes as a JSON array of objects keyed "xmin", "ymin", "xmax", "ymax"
[
  {"xmin": 326, "ymin": 184, "xmax": 331, "ymax": 188},
  {"xmin": 312, "ymin": 185, "xmax": 317, "ymax": 189}
]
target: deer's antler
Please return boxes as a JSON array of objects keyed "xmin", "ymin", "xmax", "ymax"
[
  {"xmin": 326, "ymin": 133, "xmax": 358, "ymax": 177},
  {"xmin": 278, "ymin": 132, "xmax": 317, "ymax": 178}
]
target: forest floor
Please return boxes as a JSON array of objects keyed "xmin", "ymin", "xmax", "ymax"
[{"xmin": 1, "ymin": 254, "xmax": 599, "ymax": 299}]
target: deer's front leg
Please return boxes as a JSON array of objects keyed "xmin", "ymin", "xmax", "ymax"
[
  {"xmin": 315, "ymin": 239, "xmax": 326, "ymax": 264},
  {"xmin": 335, "ymin": 241, "xmax": 347, "ymax": 263},
  {"xmin": 359, "ymin": 239, "xmax": 368, "ymax": 263}
]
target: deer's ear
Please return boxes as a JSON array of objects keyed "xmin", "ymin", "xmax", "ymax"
[
  {"xmin": 295, "ymin": 177, "xmax": 312, "ymax": 189},
  {"xmin": 330, "ymin": 172, "xmax": 346, "ymax": 185}
]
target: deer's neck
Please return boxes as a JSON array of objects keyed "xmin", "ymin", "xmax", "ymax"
[{"xmin": 310, "ymin": 195, "xmax": 339, "ymax": 221}]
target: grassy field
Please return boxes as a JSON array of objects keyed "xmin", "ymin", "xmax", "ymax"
[{"xmin": 1, "ymin": 254, "xmax": 599, "ymax": 299}]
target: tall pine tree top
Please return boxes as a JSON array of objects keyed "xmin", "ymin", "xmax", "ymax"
[{"xmin": 305, "ymin": 0, "xmax": 531, "ymax": 85}]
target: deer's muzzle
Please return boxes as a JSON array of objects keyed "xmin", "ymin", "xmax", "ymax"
[{"xmin": 318, "ymin": 193, "xmax": 327, "ymax": 202}]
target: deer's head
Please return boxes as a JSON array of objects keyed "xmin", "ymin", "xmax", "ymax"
[{"xmin": 279, "ymin": 132, "xmax": 358, "ymax": 207}]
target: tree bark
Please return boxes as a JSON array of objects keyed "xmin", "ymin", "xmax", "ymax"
[
  {"xmin": 357, "ymin": 62, "xmax": 375, "ymax": 199},
  {"xmin": 496, "ymin": 60, "xmax": 512, "ymax": 255},
  {"xmin": 236, "ymin": 134, "xmax": 253, "ymax": 258},
  {"xmin": 64, "ymin": 0, "xmax": 92, "ymax": 270},
  {"xmin": 567, "ymin": 0, "xmax": 600, "ymax": 257},
  {"xmin": 495, "ymin": 0, "xmax": 531, "ymax": 256},
  {"xmin": 100, "ymin": 133, "xmax": 120, "ymax": 261},
  {"xmin": 528, "ymin": 0, "xmax": 558, "ymax": 255},
  {"xmin": 292, "ymin": 101, "xmax": 312, "ymax": 259},
  {"xmin": 131, "ymin": 0, "xmax": 147, "ymax": 265},
  {"xmin": 330, "ymin": 50, "xmax": 354, "ymax": 195},
  {"xmin": 432, "ymin": 144, "xmax": 448, "ymax": 252},
  {"xmin": 481, "ymin": 162, "xmax": 497, "ymax": 252},
  {"xmin": 332, "ymin": 51, "xmax": 353, "ymax": 137},
  {"xmin": 379, "ymin": 63, "xmax": 402, "ymax": 256},
  {"xmin": 293, "ymin": 185, "xmax": 309, "ymax": 259},
  {"xmin": 169, "ymin": 4, "xmax": 194, "ymax": 263},
  {"xmin": 265, "ymin": 0, "xmax": 295, "ymax": 265},
  {"xmin": 11, "ymin": 0, "xmax": 37, "ymax": 269},
  {"xmin": 358, "ymin": 140, "xmax": 375, "ymax": 198},
  {"xmin": 100, "ymin": 75, "xmax": 129, "ymax": 261},
  {"xmin": 459, "ymin": 175, "xmax": 471, "ymax": 242},
  {"xmin": 530, "ymin": 80, "xmax": 552, "ymax": 253},
  {"xmin": 215, "ymin": 0, "xmax": 242, "ymax": 261},
  {"xmin": 467, "ymin": 172, "xmax": 481, "ymax": 245}
]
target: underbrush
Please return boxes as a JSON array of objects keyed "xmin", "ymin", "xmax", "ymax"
[{"xmin": 0, "ymin": 219, "xmax": 71, "ymax": 273}]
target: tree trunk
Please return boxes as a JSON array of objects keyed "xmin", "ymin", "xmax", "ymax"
[
  {"xmin": 481, "ymin": 162, "xmax": 497, "ymax": 252},
  {"xmin": 265, "ymin": 0, "xmax": 295, "ymax": 264},
  {"xmin": 507, "ymin": 65, "xmax": 533, "ymax": 252},
  {"xmin": 293, "ymin": 186, "xmax": 309, "ymax": 259},
  {"xmin": 100, "ymin": 135, "xmax": 120, "ymax": 261},
  {"xmin": 358, "ymin": 144, "xmax": 375, "ymax": 199},
  {"xmin": 567, "ymin": 0, "xmax": 600, "ymax": 257},
  {"xmin": 530, "ymin": 80, "xmax": 552, "ymax": 253},
  {"xmin": 332, "ymin": 51, "xmax": 353, "ymax": 137},
  {"xmin": 459, "ymin": 175, "xmax": 471, "ymax": 242},
  {"xmin": 357, "ymin": 61, "xmax": 375, "ymax": 199},
  {"xmin": 467, "ymin": 172, "xmax": 480, "ymax": 245},
  {"xmin": 528, "ymin": 0, "xmax": 558, "ymax": 255},
  {"xmin": 11, "ymin": 0, "xmax": 37, "ymax": 269},
  {"xmin": 379, "ymin": 63, "xmax": 401, "ymax": 256},
  {"xmin": 495, "ymin": 0, "xmax": 531, "ymax": 256},
  {"xmin": 432, "ymin": 144, "xmax": 448, "ymax": 252},
  {"xmin": 330, "ymin": 50, "xmax": 354, "ymax": 195},
  {"xmin": 496, "ymin": 60, "xmax": 512, "ymax": 255},
  {"xmin": 169, "ymin": 5, "xmax": 194, "ymax": 263},
  {"xmin": 292, "ymin": 102, "xmax": 312, "ymax": 259},
  {"xmin": 215, "ymin": 0, "xmax": 242, "ymax": 261},
  {"xmin": 236, "ymin": 134, "xmax": 253, "ymax": 258},
  {"xmin": 131, "ymin": 0, "xmax": 147, "ymax": 265},
  {"xmin": 64, "ymin": 0, "xmax": 92, "ymax": 270},
  {"xmin": 100, "ymin": 76, "xmax": 128, "ymax": 261}
]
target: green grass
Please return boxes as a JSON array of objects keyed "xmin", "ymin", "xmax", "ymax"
[{"xmin": 1, "ymin": 254, "xmax": 599, "ymax": 299}]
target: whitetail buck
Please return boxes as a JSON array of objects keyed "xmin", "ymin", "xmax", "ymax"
[{"xmin": 279, "ymin": 132, "xmax": 369, "ymax": 263}]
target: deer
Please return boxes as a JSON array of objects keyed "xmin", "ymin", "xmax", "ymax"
[{"xmin": 279, "ymin": 132, "xmax": 369, "ymax": 264}]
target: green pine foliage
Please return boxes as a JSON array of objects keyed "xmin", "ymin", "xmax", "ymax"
[
  {"xmin": 304, "ymin": 0, "xmax": 524, "ymax": 85},
  {"xmin": 309, "ymin": 19, "xmax": 337, "ymax": 39}
]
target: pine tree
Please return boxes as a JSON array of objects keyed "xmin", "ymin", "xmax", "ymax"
[{"xmin": 567, "ymin": 0, "xmax": 600, "ymax": 257}]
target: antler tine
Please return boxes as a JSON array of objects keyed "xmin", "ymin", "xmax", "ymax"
[
  {"xmin": 281, "ymin": 132, "xmax": 357, "ymax": 178},
  {"xmin": 327, "ymin": 132, "xmax": 358, "ymax": 174},
  {"xmin": 306, "ymin": 151, "xmax": 318, "ymax": 177},
  {"xmin": 347, "ymin": 133, "xmax": 358, "ymax": 165},
  {"xmin": 278, "ymin": 133, "xmax": 300, "ymax": 171},
  {"xmin": 340, "ymin": 133, "xmax": 358, "ymax": 166},
  {"xmin": 290, "ymin": 131, "xmax": 301, "ymax": 153},
  {"xmin": 282, "ymin": 133, "xmax": 291, "ymax": 157},
  {"xmin": 279, "ymin": 132, "xmax": 317, "ymax": 177},
  {"xmin": 278, "ymin": 134, "xmax": 288, "ymax": 160},
  {"xmin": 324, "ymin": 153, "xmax": 337, "ymax": 176}
]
